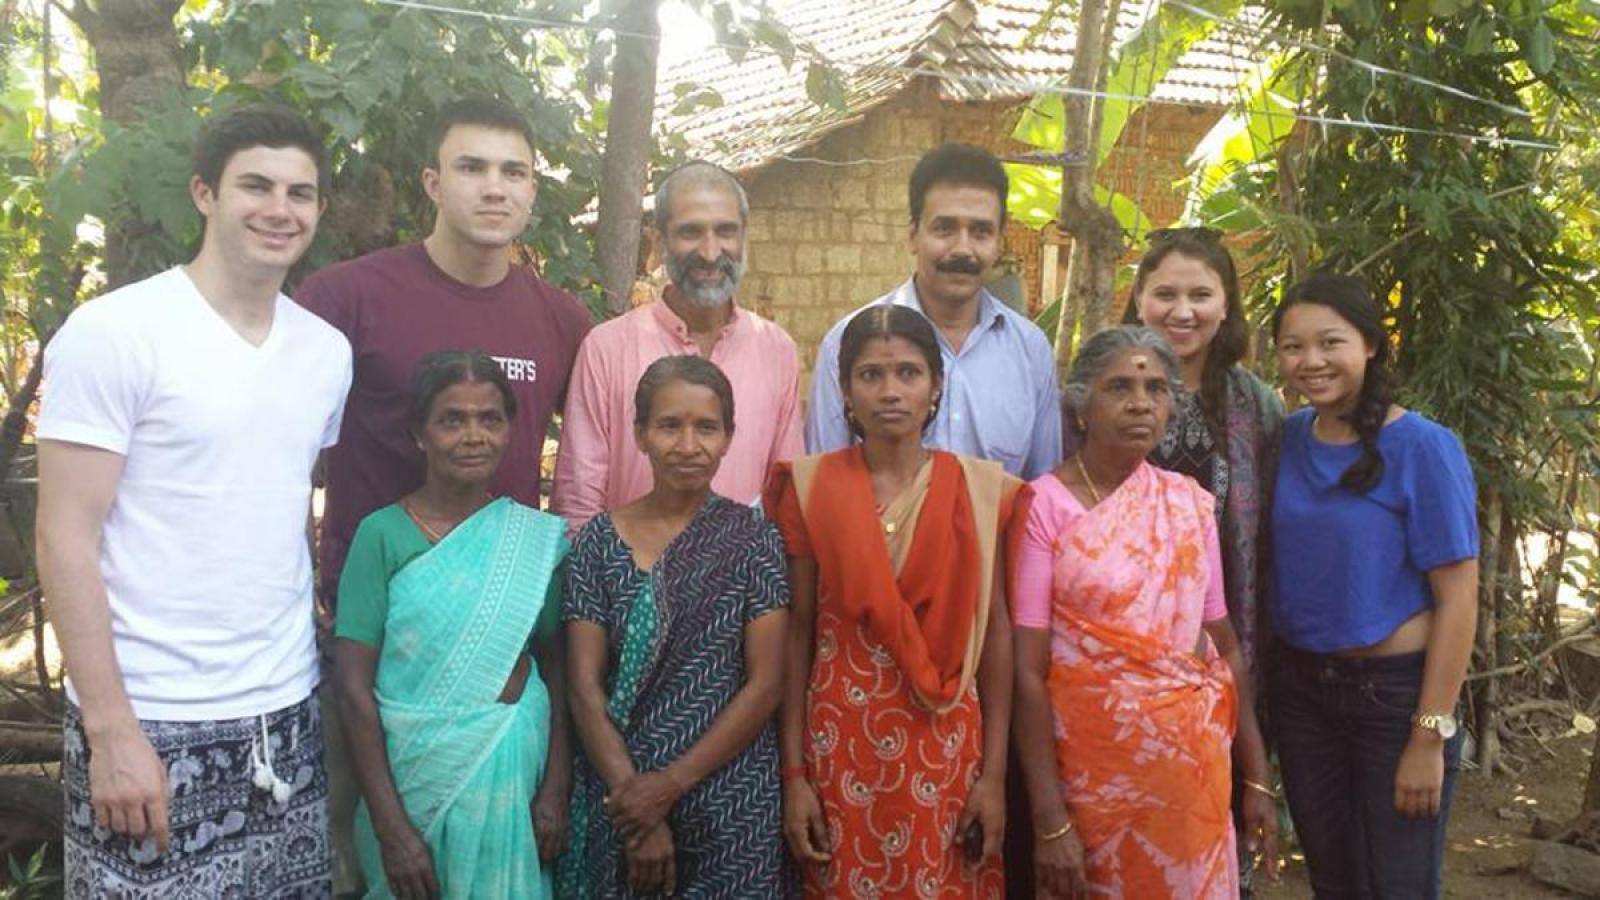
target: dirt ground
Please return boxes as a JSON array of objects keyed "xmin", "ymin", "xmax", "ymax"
[{"xmin": 1255, "ymin": 733, "xmax": 1595, "ymax": 899}]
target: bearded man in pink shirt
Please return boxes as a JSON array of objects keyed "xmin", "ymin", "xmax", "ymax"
[{"xmin": 551, "ymin": 161, "xmax": 803, "ymax": 532}]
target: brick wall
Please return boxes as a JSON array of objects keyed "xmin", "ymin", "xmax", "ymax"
[{"xmin": 736, "ymin": 79, "xmax": 1220, "ymax": 379}]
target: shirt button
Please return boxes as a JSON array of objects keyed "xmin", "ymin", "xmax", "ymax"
[{"xmin": 952, "ymin": 412, "xmax": 962, "ymax": 421}]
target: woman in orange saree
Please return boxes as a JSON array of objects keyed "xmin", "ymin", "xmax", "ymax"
[
  {"xmin": 765, "ymin": 305, "xmax": 1027, "ymax": 899},
  {"xmin": 1011, "ymin": 326, "xmax": 1278, "ymax": 899}
]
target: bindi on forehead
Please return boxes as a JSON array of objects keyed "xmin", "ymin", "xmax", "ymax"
[{"xmin": 1129, "ymin": 354, "xmax": 1151, "ymax": 370}]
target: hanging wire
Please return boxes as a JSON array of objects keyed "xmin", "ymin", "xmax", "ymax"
[
  {"xmin": 1163, "ymin": 0, "xmax": 1535, "ymax": 120},
  {"xmin": 365, "ymin": 0, "xmax": 1560, "ymax": 152},
  {"xmin": 775, "ymin": 152, "xmax": 924, "ymax": 167}
]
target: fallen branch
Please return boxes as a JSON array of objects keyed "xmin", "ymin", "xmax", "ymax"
[
  {"xmin": 1500, "ymin": 699, "xmax": 1581, "ymax": 720},
  {"xmin": 30, "ymin": 590, "xmax": 50, "ymax": 698},
  {"xmin": 0, "ymin": 678, "xmax": 54, "ymax": 722},
  {"xmin": 1467, "ymin": 626, "xmax": 1600, "ymax": 682},
  {"xmin": 0, "ymin": 724, "xmax": 59, "ymax": 763}
]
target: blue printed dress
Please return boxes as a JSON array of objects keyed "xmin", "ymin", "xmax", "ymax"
[{"xmin": 559, "ymin": 495, "xmax": 793, "ymax": 898}]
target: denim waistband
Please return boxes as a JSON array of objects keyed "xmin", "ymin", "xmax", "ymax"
[{"xmin": 1277, "ymin": 643, "xmax": 1426, "ymax": 678}]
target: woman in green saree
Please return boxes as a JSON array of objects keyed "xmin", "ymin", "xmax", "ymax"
[{"xmin": 334, "ymin": 350, "xmax": 572, "ymax": 899}]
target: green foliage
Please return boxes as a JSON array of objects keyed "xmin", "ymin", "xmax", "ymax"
[
  {"xmin": 1004, "ymin": 160, "xmax": 1155, "ymax": 241},
  {"xmin": 2, "ymin": 845, "xmax": 60, "ymax": 900},
  {"xmin": 0, "ymin": 22, "xmax": 98, "ymax": 386},
  {"xmin": 37, "ymin": 0, "xmax": 609, "ymax": 295},
  {"xmin": 1181, "ymin": 50, "xmax": 1314, "ymax": 231}
]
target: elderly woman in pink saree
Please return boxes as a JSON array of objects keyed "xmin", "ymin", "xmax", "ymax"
[{"xmin": 1011, "ymin": 326, "xmax": 1278, "ymax": 899}]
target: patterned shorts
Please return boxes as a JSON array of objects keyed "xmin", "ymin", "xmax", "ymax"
[{"xmin": 62, "ymin": 694, "xmax": 332, "ymax": 899}]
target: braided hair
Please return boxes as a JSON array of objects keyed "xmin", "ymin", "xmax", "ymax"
[{"xmin": 1272, "ymin": 272, "xmax": 1394, "ymax": 494}]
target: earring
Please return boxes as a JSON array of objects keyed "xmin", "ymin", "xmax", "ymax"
[{"xmin": 844, "ymin": 406, "xmax": 859, "ymax": 429}]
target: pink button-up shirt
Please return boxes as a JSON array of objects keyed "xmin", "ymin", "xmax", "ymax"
[{"xmin": 551, "ymin": 296, "xmax": 804, "ymax": 533}]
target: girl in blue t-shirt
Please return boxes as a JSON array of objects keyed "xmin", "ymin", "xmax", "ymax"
[{"xmin": 1268, "ymin": 272, "xmax": 1479, "ymax": 898}]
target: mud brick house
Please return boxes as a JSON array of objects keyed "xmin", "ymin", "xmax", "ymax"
[{"xmin": 653, "ymin": 0, "xmax": 1259, "ymax": 376}]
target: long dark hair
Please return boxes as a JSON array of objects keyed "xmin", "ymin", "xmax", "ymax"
[
  {"xmin": 1272, "ymin": 272, "xmax": 1394, "ymax": 493},
  {"xmin": 837, "ymin": 305, "xmax": 944, "ymax": 438},
  {"xmin": 1122, "ymin": 229, "xmax": 1249, "ymax": 448}
]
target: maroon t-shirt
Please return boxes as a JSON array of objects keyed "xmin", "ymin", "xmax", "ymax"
[{"xmin": 297, "ymin": 243, "xmax": 592, "ymax": 600}]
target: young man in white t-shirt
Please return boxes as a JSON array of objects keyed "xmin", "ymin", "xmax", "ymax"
[{"xmin": 37, "ymin": 103, "xmax": 353, "ymax": 897}]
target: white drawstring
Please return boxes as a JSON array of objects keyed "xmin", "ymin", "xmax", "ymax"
[{"xmin": 250, "ymin": 714, "xmax": 293, "ymax": 805}]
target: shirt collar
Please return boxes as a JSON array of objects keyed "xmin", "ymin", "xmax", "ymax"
[{"xmin": 890, "ymin": 277, "xmax": 1008, "ymax": 332}]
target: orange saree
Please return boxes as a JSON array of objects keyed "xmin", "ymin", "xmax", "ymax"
[
  {"xmin": 766, "ymin": 448, "xmax": 1025, "ymax": 899},
  {"xmin": 1045, "ymin": 462, "xmax": 1238, "ymax": 898}
]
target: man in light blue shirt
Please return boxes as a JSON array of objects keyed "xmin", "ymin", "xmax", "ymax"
[{"xmin": 806, "ymin": 143, "xmax": 1062, "ymax": 478}]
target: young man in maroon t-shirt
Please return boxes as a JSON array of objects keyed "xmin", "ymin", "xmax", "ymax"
[
  {"xmin": 297, "ymin": 97, "xmax": 591, "ymax": 895},
  {"xmin": 298, "ymin": 97, "xmax": 591, "ymax": 608}
]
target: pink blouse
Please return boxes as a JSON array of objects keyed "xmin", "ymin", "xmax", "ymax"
[{"xmin": 1013, "ymin": 473, "xmax": 1227, "ymax": 629}]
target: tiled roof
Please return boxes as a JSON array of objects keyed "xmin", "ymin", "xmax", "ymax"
[{"xmin": 656, "ymin": 0, "xmax": 1262, "ymax": 173}]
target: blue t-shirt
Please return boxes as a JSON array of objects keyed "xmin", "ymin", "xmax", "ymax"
[{"xmin": 1271, "ymin": 409, "xmax": 1479, "ymax": 652}]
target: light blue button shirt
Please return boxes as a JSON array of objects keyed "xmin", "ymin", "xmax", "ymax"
[{"xmin": 805, "ymin": 278, "xmax": 1063, "ymax": 479}]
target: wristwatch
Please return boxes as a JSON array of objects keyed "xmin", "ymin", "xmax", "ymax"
[{"xmin": 1413, "ymin": 712, "xmax": 1458, "ymax": 739}]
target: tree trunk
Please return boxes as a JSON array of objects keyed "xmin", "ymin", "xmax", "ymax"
[
  {"xmin": 65, "ymin": 0, "xmax": 186, "ymax": 288},
  {"xmin": 1495, "ymin": 500, "xmax": 1519, "ymax": 686},
  {"xmin": 1475, "ymin": 489, "xmax": 1503, "ymax": 774},
  {"xmin": 595, "ymin": 0, "xmax": 662, "ymax": 316},
  {"xmin": 1053, "ymin": 0, "xmax": 1126, "ymax": 377}
]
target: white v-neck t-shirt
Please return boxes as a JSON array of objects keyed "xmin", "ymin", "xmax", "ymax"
[{"xmin": 39, "ymin": 266, "xmax": 353, "ymax": 721}]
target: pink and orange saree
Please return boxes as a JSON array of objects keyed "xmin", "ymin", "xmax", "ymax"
[{"xmin": 1038, "ymin": 462, "xmax": 1239, "ymax": 898}]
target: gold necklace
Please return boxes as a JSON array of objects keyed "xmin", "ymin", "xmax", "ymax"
[
  {"xmin": 401, "ymin": 499, "xmax": 448, "ymax": 543},
  {"xmin": 876, "ymin": 449, "xmax": 930, "ymax": 535},
  {"xmin": 1073, "ymin": 454, "xmax": 1104, "ymax": 505}
]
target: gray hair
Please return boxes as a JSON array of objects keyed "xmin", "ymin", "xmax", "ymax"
[
  {"xmin": 653, "ymin": 160, "xmax": 749, "ymax": 232},
  {"xmin": 1062, "ymin": 325, "xmax": 1183, "ymax": 440}
]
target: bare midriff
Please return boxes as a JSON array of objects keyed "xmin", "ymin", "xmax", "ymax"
[
  {"xmin": 496, "ymin": 653, "xmax": 532, "ymax": 704},
  {"xmin": 1334, "ymin": 609, "xmax": 1432, "ymax": 657}
]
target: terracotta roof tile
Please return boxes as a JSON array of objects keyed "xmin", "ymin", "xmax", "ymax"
[{"xmin": 657, "ymin": 0, "xmax": 1262, "ymax": 172}]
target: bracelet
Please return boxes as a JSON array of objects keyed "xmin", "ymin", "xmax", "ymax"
[
  {"xmin": 781, "ymin": 766, "xmax": 809, "ymax": 782},
  {"xmin": 1039, "ymin": 819, "xmax": 1075, "ymax": 842},
  {"xmin": 1243, "ymin": 779, "xmax": 1279, "ymax": 800}
]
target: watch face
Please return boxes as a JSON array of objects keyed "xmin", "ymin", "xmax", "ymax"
[{"xmin": 1436, "ymin": 714, "xmax": 1458, "ymax": 739}]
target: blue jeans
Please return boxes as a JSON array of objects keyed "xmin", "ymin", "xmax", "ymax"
[{"xmin": 1269, "ymin": 646, "xmax": 1460, "ymax": 899}]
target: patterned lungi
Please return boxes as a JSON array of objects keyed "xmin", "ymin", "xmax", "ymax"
[{"xmin": 62, "ymin": 694, "xmax": 331, "ymax": 899}]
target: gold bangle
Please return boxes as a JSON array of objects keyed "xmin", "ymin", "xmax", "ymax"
[
  {"xmin": 1039, "ymin": 819, "xmax": 1075, "ymax": 842},
  {"xmin": 1243, "ymin": 779, "xmax": 1279, "ymax": 800}
]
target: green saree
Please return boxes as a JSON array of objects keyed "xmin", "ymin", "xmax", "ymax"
[{"xmin": 353, "ymin": 498, "xmax": 567, "ymax": 899}]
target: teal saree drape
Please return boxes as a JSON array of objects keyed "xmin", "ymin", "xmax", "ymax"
[{"xmin": 355, "ymin": 499, "xmax": 567, "ymax": 899}]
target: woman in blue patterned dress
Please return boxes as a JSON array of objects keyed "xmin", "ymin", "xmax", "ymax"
[{"xmin": 560, "ymin": 355, "xmax": 792, "ymax": 898}]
